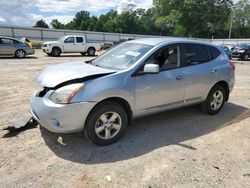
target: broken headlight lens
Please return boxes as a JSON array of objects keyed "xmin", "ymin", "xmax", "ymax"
[{"xmin": 49, "ymin": 83, "xmax": 84, "ymax": 104}]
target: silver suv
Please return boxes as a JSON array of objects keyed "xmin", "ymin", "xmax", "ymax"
[{"xmin": 30, "ymin": 38, "xmax": 235, "ymax": 145}]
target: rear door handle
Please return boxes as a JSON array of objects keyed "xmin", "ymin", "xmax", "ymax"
[{"xmin": 176, "ymin": 75, "xmax": 183, "ymax": 80}]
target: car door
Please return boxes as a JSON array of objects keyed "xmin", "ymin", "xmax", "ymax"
[
  {"xmin": 181, "ymin": 43, "xmax": 218, "ymax": 105},
  {"xmin": 0, "ymin": 38, "xmax": 15, "ymax": 55},
  {"xmin": 134, "ymin": 44, "xmax": 186, "ymax": 115},
  {"xmin": 63, "ymin": 37, "xmax": 77, "ymax": 52},
  {"xmin": 75, "ymin": 37, "xmax": 86, "ymax": 52}
]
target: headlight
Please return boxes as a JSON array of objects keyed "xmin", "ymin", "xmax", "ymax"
[
  {"xmin": 49, "ymin": 83, "xmax": 84, "ymax": 104},
  {"xmin": 238, "ymin": 50, "xmax": 246, "ymax": 53}
]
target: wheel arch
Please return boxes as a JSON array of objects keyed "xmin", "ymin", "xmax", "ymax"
[
  {"xmin": 86, "ymin": 97, "xmax": 133, "ymax": 127},
  {"xmin": 52, "ymin": 46, "xmax": 62, "ymax": 52},
  {"xmin": 212, "ymin": 81, "xmax": 230, "ymax": 101},
  {"xmin": 87, "ymin": 46, "xmax": 96, "ymax": 50}
]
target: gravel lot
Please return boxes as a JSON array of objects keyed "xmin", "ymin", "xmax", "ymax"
[{"xmin": 0, "ymin": 50, "xmax": 250, "ymax": 188}]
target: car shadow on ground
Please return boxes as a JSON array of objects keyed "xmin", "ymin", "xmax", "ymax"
[
  {"xmin": 46, "ymin": 54, "xmax": 98, "ymax": 58},
  {"xmin": 40, "ymin": 102, "xmax": 250, "ymax": 164},
  {"xmin": 0, "ymin": 56, "xmax": 38, "ymax": 59}
]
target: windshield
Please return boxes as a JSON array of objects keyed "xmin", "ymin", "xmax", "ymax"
[
  {"xmin": 92, "ymin": 43, "xmax": 153, "ymax": 70},
  {"xmin": 235, "ymin": 44, "xmax": 247, "ymax": 50},
  {"xmin": 58, "ymin": 36, "xmax": 66, "ymax": 42}
]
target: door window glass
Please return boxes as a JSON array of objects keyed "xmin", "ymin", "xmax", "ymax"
[
  {"xmin": 184, "ymin": 44, "xmax": 210, "ymax": 65},
  {"xmin": 0, "ymin": 38, "xmax": 12, "ymax": 44},
  {"xmin": 64, "ymin": 37, "xmax": 75, "ymax": 43},
  {"xmin": 145, "ymin": 45, "xmax": 180, "ymax": 71},
  {"xmin": 76, "ymin": 37, "xmax": 83, "ymax": 43}
]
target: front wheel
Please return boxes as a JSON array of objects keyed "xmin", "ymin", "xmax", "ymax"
[
  {"xmin": 200, "ymin": 85, "xmax": 226, "ymax": 115},
  {"xmin": 51, "ymin": 47, "xmax": 61, "ymax": 57},
  {"xmin": 84, "ymin": 102, "xmax": 128, "ymax": 146}
]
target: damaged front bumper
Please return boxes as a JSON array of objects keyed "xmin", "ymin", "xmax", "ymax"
[{"xmin": 29, "ymin": 91, "xmax": 97, "ymax": 133}]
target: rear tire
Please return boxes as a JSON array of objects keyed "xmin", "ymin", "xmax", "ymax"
[
  {"xmin": 84, "ymin": 102, "xmax": 128, "ymax": 146},
  {"xmin": 15, "ymin": 49, "xmax": 26, "ymax": 58},
  {"xmin": 200, "ymin": 85, "xmax": 226, "ymax": 115},
  {"xmin": 87, "ymin": 47, "xmax": 96, "ymax": 56},
  {"xmin": 51, "ymin": 47, "xmax": 61, "ymax": 57}
]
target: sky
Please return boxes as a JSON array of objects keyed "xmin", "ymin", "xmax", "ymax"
[{"xmin": 0, "ymin": 0, "xmax": 153, "ymax": 27}]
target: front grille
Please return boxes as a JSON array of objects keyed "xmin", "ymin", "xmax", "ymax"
[{"xmin": 37, "ymin": 87, "xmax": 50, "ymax": 97}]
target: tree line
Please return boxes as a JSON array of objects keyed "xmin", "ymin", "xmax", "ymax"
[{"xmin": 34, "ymin": 0, "xmax": 250, "ymax": 39}]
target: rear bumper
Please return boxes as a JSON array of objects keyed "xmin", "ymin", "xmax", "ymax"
[
  {"xmin": 29, "ymin": 92, "xmax": 97, "ymax": 133},
  {"xmin": 26, "ymin": 48, "xmax": 35, "ymax": 55}
]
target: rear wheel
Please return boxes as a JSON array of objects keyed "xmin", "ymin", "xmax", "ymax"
[
  {"xmin": 200, "ymin": 85, "xmax": 226, "ymax": 115},
  {"xmin": 84, "ymin": 102, "xmax": 128, "ymax": 146},
  {"xmin": 87, "ymin": 47, "xmax": 96, "ymax": 56},
  {"xmin": 51, "ymin": 47, "xmax": 61, "ymax": 57},
  {"xmin": 15, "ymin": 49, "xmax": 26, "ymax": 58}
]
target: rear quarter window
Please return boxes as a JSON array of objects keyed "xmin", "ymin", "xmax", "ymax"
[{"xmin": 208, "ymin": 46, "xmax": 221, "ymax": 60}]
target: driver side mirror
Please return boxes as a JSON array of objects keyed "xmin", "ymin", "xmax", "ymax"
[{"xmin": 143, "ymin": 64, "xmax": 159, "ymax": 74}]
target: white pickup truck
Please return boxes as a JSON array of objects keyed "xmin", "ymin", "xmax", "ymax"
[{"xmin": 42, "ymin": 35, "xmax": 103, "ymax": 57}]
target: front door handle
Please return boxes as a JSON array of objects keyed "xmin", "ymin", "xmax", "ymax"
[{"xmin": 176, "ymin": 75, "xmax": 183, "ymax": 80}]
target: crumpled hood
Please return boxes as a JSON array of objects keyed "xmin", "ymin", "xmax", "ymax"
[{"xmin": 37, "ymin": 62, "xmax": 116, "ymax": 87}]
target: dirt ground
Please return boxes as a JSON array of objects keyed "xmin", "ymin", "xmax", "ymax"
[{"xmin": 0, "ymin": 49, "xmax": 250, "ymax": 188}]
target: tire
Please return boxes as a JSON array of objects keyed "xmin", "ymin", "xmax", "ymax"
[
  {"xmin": 84, "ymin": 102, "xmax": 128, "ymax": 146},
  {"xmin": 80, "ymin": 52, "xmax": 86, "ymax": 56},
  {"xmin": 243, "ymin": 54, "xmax": 249, "ymax": 61},
  {"xmin": 200, "ymin": 84, "xmax": 226, "ymax": 115},
  {"xmin": 51, "ymin": 47, "xmax": 61, "ymax": 57},
  {"xmin": 15, "ymin": 49, "xmax": 26, "ymax": 58},
  {"xmin": 87, "ymin": 47, "xmax": 96, "ymax": 56}
]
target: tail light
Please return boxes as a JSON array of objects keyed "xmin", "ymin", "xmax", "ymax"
[{"xmin": 229, "ymin": 60, "xmax": 236, "ymax": 71}]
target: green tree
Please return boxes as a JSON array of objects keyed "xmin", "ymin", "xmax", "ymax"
[
  {"xmin": 50, "ymin": 19, "xmax": 65, "ymax": 29},
  {"xmin": 34, "ymin": 19, "xmax": 49, "ymax": 28}
]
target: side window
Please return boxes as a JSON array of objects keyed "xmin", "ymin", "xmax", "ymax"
[
  {"xmin": 76, "ymin": 37, "xmax": 83, "ymax": 43},
  {"xmin": 184, "ymin": 44, "xmax": 210, "ymax": 65},
  {"xmin": 145, "ymin": 45, "xmax": 180, "ymax": 71},
  {"xmin": 209, "ymin": 46, "xmax": 221, "ymax": 60},
  {"xmin": 64, "ymin": 37, "xmax": 75, "ymax": 43},
  {"xmin": 0, "ymin": 38, "xmax": 12, "ymax": 45},
  {"xmin": 12, "ymin": 40, "xmax": 22, "ymax": 44}
]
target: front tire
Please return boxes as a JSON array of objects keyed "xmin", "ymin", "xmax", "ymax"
[
  {"xmin": 200, "ymin": 85, "xmax": 226, "ymax": 115},
  {"xmin": 51, "ymin": 47, "xmax": 61, "ymax": 57},
  {"xmin": 84, "ymin": 102, "xmax": 128, "ymax": 146}
]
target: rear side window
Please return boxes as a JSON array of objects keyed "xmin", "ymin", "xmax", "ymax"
[
  {"xmin": 12, "ymin": 40, "xmax": 22, "ymax": 44},
  {"xmin": 209, "ymin": 46, "xmax": 221, "ymax": 59},
  {"xmin": 183, "ymin": 44, "xmax": 210, "ymax": 65},
  {"xmin": 76, "ymin": 37, "xmax": 83, "ymax": 43}
]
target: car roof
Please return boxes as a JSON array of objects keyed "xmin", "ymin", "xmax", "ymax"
[{"xmin": 126, "ymin": 37, "xmax": 215, "ymax": 47}]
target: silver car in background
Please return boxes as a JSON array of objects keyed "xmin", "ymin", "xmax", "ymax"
[
  {"xmin": 30, "ymin": 38, "xmax": 235, "ymax": 145},
  {"xmin": 0, "ymin": 36, "xmax": 35, "ymax": 58}
]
